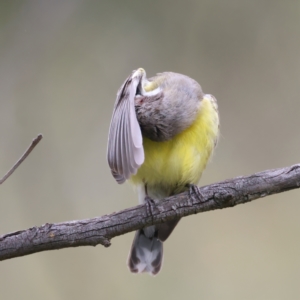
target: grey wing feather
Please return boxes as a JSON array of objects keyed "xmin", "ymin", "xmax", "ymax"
[{"xmin": 107, "ymin": 73, "xmax": 144, "ymax": 183}]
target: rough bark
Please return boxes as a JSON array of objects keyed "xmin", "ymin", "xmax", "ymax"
[{"xmin": 1, "ymin": 164, "xmax": 299, "ymax": 261}]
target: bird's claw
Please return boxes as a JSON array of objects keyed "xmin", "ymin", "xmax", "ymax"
[
  {"xmin": 188, "ymin": 183, "xmax": 204, "ymax": 203},
  {"xmin": 144, "ymin": 196, "xmax": 156, "ymax": 218}
]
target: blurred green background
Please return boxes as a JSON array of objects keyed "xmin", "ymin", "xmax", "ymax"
[{"xmin": 1, "ymin": 1, "xmax": 300, "ymax": 299}]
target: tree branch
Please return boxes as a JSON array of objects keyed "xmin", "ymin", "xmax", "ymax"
[
  {"xmin": 1, "ymin": 164, "xmax": 300, "ymax": 261},
  {"xmin": 0, "ymin": 134, "xmax": 43, "ymax": 185}
]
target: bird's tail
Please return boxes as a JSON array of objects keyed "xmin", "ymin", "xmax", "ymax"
[{"xmin": 127, "ymin": 226, "xmax": 163, "ymax": 275}]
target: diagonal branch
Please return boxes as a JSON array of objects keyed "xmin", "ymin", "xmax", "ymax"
[
  {"xmin": 0, "ymin": 134, "xmax": 43, "ymax": 185},
  {"xmin": 0, "ymin": 164, "xmax": 300, "ymax": 261}
]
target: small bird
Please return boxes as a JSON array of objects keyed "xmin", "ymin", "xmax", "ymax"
[{"xmin": 107, "ymin": 68, "xmax": 219, "ymax": 275}]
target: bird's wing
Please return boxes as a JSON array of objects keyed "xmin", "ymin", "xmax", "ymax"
[
  {"xmin": 203, "ymin": 94, "xmax": 219, "ymax": 147},
  {"xmin": 107, "ymin": 71, "xmax": 144, "ymax": 183}
]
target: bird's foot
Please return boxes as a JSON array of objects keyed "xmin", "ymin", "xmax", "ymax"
[
  {"xmin": 187, "ymin": 184, "xmax": 205, "ymax": 203},
  {"xmin": 144, "ymin": 196, "xmax": 156, "ymax": 219}
]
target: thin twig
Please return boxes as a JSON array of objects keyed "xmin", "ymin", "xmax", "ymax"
[{"xmin": 0, "ymin": 134, "xmax": 43, "ymax": 185}]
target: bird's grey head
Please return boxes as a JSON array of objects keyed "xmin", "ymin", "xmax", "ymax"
[{"xmin": 134, "ymin": 69, "xmax": 204, "ymax": 142}]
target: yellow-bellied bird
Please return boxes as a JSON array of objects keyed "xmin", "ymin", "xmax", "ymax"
[{"xmin": 107, "ymin": 68, "xmax": 219, "ymax": 275}]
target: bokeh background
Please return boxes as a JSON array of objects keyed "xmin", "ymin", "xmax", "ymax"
[{"xmin": 1, "ymin": 1, "xmax": 300, "ymax": 299}]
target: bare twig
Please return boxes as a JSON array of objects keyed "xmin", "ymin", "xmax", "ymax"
[
  {"xmin": 0, "ymin": 164, "xmax": 299, "ymax": 261},
  {"xmin": 0, "ymin": 134, "xmax": 43, "ymax": 185}
]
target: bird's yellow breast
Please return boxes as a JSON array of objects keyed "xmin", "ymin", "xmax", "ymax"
[{"xmin": 130, "ymin": 97, "xmax": 219, "ymax": 194}]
